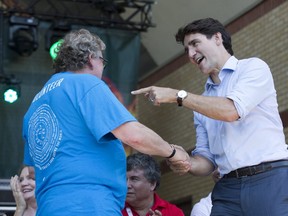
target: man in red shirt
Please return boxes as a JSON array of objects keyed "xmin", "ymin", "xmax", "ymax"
[{"xmin": 122, "ymin": 153, "xmax": 184, "ymax": 216}]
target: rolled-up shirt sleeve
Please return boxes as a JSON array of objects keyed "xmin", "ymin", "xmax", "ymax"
[{"xmin": 226, "ymin": 58, "xmax": 275, "ymax": 120}]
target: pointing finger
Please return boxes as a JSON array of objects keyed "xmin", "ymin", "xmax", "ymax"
[{"xmin": 131, "ymin": 86, "xmax": 152, "ymax": 95}]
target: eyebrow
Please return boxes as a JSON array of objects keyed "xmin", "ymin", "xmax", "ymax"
[
  {"xmin": 188, "ymin": 39, "xmax": 198, "ymax": 46},
  {"xmin": 184, "ymin": 39, "xmax": 197, "ymax": 51}
]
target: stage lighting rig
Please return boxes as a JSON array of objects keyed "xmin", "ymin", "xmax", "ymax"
[
  {"xmin": 2, "ymin": 0, "xmax": 156, "ymax": 32},
  {"xmin": 0, "ymin": 73, "xmax": 21, "ymax": 104},
  {"xmin": 45, "ymin": 21, "xmax": 71, "ymax": 59},
  {"xmin": 8, "ymin": 15, "xmax": 39, "ymax": 57}
]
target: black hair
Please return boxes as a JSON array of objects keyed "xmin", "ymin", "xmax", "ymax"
[{"xmin": 175, "ymin": 17, "xmax": 233, "ymax": 55}]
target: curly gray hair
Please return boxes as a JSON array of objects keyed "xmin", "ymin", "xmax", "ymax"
[{"xmin": 53, "ymin": 29, "xmax": 106, "ymax": 73}]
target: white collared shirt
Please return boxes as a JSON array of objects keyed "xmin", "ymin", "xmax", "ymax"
[{"xmin": 192, "ymin": 56, "xmax": 288, "ymax": 175}]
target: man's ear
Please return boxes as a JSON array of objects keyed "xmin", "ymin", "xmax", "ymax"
[
  {"xmin": 214, "ymin": 32, "xmax": 223, "ymax": 45},
  {"xmin": 87, "ymin": 54, "xmax": 94, "ymax": 69},
  {"xmin": 150, "ymin": 182, "xmax": 157, "ymax": 191},
  {"xmin": 88, "ymin": 53, "xmax": 94, "ymax": 62}
]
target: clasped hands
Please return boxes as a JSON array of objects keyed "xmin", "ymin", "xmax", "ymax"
[
  {"xmin": 166, "ymin": 145, "xmax": 191, "ymax": 175},
  {"xmin": 131, "ymin": 87, "xmax": 191, "ymax": 174}
]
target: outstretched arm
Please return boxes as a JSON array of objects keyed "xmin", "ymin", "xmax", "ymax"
[
  {"xmin": 132, "ymin": 86, "xmax": 239, "ymax": 122},
  {"xmin": 112, "ymin": 121, "xmax": 190, "ymax": 163},
  {"xmin": 167, "ymin": 145, "xmax": 215, "ymax": 176}
]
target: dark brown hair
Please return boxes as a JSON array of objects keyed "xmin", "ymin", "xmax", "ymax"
[{"xmin": 175, "ymin": 17, "xmax": 234, "ymax": 55}]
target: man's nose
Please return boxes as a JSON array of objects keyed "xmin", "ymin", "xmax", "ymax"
[
  {"xmin": 188, "ymin": 48, "xmax": 196, "ymax": 59},
  {"xmin": 127, "ymin": 179, "xmax": 132, "ymax": 188}
]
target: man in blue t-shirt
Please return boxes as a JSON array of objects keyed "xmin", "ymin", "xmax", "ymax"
[{"xmin": 22, "ymin": 29, "xmax": 190, "ymax": 216}]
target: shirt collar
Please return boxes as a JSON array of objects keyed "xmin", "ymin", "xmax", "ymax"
[
  {"xmin": 151, "ymin": 193, "xmax": 166, "ymax": 209},
  {"xmin": 205, "ymin": 56, "xmax": 238, "ymax": 90},
  {"xmin": 124, "ymin": 193, "xmax": 167, "ymax": 214}
]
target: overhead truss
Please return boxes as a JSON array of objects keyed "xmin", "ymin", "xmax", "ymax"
[{"xmin": 0, "ymin": 0, "xmax": 156, "ymax": 32}]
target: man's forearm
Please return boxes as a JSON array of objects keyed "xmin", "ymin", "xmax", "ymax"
[
  {"xmin": 183, "ymin": 94, "xmax": 239, "ymax": 122},
  {"xmin": 188, "ymin": 155, "xmax": 215, "ymax": 176}
]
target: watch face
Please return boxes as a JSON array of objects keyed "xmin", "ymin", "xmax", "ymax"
[{"xmin": 178, "ymin": 90, "xmax": 187, "ymax": 98}]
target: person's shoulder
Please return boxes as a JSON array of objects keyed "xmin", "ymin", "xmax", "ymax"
[
  {"xmin": 160, "ymin": 199, "xmax": 184, "ymax": 215},
  {"xmin": 65, "ymin": 72, "xmax": 100, "ymax": 82},
  {"xmin": 238, "ymin": 57, "xmax": 268, "ymax": 66},
  {"xmin": 154, "ymin": 194, "xmax": 183, "ymax": 214},
  {"xmin": 61, "ymin": 72, "xmax": 104, "ymax": 87}
]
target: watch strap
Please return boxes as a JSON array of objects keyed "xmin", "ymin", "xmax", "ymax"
[{"xmin": 177, "ymin": 97, "xmax": 183, "ymax": 106}]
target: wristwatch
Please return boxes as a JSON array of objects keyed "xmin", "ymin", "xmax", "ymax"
[{"xmin": 177, "ymin": 90, "xmax": 188, "ymax": 106}]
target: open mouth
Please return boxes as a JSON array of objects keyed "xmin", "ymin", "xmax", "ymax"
[
  {"xmin": 196, "ymin": 56, "xmax": 204, "ymax": 64},
  {"xmin": 22, "ymin": 189, "xmax": 33, "ymax": 193}
]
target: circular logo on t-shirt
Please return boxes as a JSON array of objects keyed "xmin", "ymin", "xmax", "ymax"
[{"xmin": 28, "ymin": 104, "xmax": 62, "ymax": 170}]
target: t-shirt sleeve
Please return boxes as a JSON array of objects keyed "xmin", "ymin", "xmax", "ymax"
[{"xmin": 78, "ymin": 81, "xmax": 137, "ymax": 142}]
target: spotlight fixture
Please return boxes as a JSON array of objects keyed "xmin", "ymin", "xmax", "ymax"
[
  {"xmin": 4, "ymin": 86, "xmax": 20, "ymax": 103},
  {"xmin": 8, "ymin": 15, "xmax": 39, "ymax": 57},
  {"xmin": 45, "ymin": 21, "xmax": 71, "ymax": 59},
  {"xmin": 0, "ymin": 74, "xmax": 21, "ymax": 104},
  {"xmin": 49, "ymin": 39, "xmax": 63, "ymax": 60}
]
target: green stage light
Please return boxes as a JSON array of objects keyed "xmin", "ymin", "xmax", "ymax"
[
  {"xmin": 0, "ymin": 74, "xmax": 21, "ymax": 103},
  {"xmin": 49, "ymin": 39, "xmax": 63, "ymax": 60},
  {"xmin": 4, "ymin": 88, "xmax": 19, "ymax": 103}
]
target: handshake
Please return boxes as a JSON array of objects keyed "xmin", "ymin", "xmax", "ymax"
[{"xmin": 166, "ymin": 145, "xmax": 192, "ymax": 175}]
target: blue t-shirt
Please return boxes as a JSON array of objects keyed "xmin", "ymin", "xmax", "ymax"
[{"xmin": 23, "ymin": 72, "xmax": 136, "ymax": 215}]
